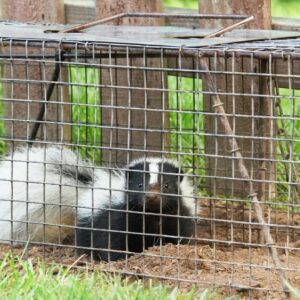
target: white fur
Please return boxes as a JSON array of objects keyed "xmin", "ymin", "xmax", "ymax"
[
  {"xmin": 180, "ymin": 175, "xmax": 196, "ymax": 216},
  {"xmin": 149, "ymin": 163, "xmax": 159, "ymax": 185},
  {"xmin": 0, "ymin": 146, "xmax": 123, "ymax": 243},
  {"xmin": 77, "ymin": 170, "xmax": 125, "ymax": 218}
]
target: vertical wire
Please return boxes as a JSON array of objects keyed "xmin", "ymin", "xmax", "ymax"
[
  {"xmin": 230, "ymin": 51, "xmax": 236, "ymax": 288},
  {"xmin": 212, "ymin": 51, "xmax": 218, "ymax": 282},
  {"xmin": 108, "ymin": 44, "xmax": 114, "ymax": 263},
  {"xmin": 248, "ymin": 52, "xmax": 255, "ymax": 293},
  {"xmin": 9, "ymin": 39, "xmax": 14, "ymax": 251},
  {"xmin": 41, "ymin": 41, "xmax": 47, "ymax": 258},
  {"xmin": 159, "ymin": 48, "xmax": 165, "ymax": 280},
  {"xmin": 125, "ymin": 46, "xmax": 131, "ymax": 264},
  {"xmin": 142, "ymin": 47, "xmax": 147, "ymax": 279},
  {"xmin": 25, "ymin": 40, "xmax": 30, "ymax": 251}
]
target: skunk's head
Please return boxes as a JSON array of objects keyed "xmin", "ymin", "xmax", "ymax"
[{"xmin": 126, "ymin": 158, "xmax": 194, "ymax": 214}]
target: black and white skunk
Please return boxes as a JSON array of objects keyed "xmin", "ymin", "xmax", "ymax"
[{"xmin": 0, "ymin": 146, "xmax": 196, "ymax": 261}]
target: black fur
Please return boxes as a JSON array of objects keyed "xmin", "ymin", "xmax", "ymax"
[{"xmin": 76, "ymin": 160, "xmax": 194, "ymax": 261}]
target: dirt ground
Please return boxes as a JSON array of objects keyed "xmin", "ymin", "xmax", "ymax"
[{"xmin": 1, "ymin": 202, "xmax": 300, "ymax": 299}]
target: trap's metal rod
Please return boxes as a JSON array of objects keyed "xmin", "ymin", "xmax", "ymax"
[
  {"xmin": 2, "ymin": 45, "xmax": 300, "ymax": 61},
  {"xmin": 198, "ymin": 58, "xmax": 291, "ymax": 298},
  {"xmin": 205, "ymin": 15, "xmax": 254, "ymax": 38},
  {"xmin": 28, "ymin": 53, "xmax": 65, "ymax": 145},
  {"xmin": 62, "ymin": 12, "xmax": 250, "ymax": 33}
]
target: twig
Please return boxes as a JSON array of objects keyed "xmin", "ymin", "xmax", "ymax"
[
  {"xmin": 198, "ymin": 58, "xmax": 290, "ymax": 298},
  {"xmin": 66, "ymin": 254, "xmax": 87, "ymax": 273}
]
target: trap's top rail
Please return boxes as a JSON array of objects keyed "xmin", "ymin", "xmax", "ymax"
[{"xmin": 0, "ymin": 22, "xmax": 300, "ymax": 49}]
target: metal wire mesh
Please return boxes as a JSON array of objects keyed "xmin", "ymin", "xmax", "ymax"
[{"xmin": 0, "ymin": 27, "xmax": 299, "ymax": 298}]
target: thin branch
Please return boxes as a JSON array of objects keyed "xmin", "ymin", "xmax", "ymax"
[{"xmin": 199, "ymin": 58, "xmax": 290, "ymax": 298}]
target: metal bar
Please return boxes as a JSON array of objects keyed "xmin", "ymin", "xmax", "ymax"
[
  {"xmin": 62, "ymin": 12, "xmax": 127, "ymax": 33},
  {"xmin": 28, "ymin": 53, "xmax": 65, "ymax": 145},
  {"xmin": 61, "ymin": 12, "xmax": 251, "ymax": 33},
  {"xmin": 2, "ymin": 46, "xmax": 300, "ymax": 61},
  {"xmin": 205, "ymin": 15, "xmax": 254, "ymax": 38}
]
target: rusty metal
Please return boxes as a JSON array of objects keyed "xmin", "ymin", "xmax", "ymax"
[
  {"xmin": 204, "ymin": 15, "xmax": 254, "ymax": 38},
  {"xmin": 62, "ymin": 12, "xmax": 251, "ymax": 33},
  {"xmin": 1, "ymin": 22, "xmax": 300, "ymax": 48}
]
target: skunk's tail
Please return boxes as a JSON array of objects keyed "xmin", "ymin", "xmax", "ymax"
[{"xmin": 45, "ymin": 147, "xmax": 94, "ymax": 185}]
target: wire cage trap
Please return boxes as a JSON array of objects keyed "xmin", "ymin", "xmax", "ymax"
[{"xmin": 0, "ymin": 17, "xmax": 299, "ymax": 298}]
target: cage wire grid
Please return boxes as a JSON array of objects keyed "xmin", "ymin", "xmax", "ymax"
[{"xmin": 0, "ymin": 31, "xmax": 299, "ymax": 298}]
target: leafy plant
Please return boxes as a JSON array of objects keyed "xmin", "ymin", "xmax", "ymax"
[
  {"xmin": 168, "ymin": 76, "xmax": 205, "ymax": 176},
  {"xmin": 69, "ymin": 66, "xmax": 101, "ymax": 163},
  {"xmin": 275, "ymin": 88, "xmax": 300, "ymax": 195}
]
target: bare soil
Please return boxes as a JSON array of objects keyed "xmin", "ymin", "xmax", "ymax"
[{"xmin": 1, "ymin": 202, "xmax": 300, "ymax": 299}]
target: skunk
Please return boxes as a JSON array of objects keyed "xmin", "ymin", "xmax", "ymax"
[
  {"xmin": 0, "ymin": 146, "xmax": 196, "ymax": 261},
  {"xmin": 76, "ymin": 157, "xmax": 196, "ymax": 261}
]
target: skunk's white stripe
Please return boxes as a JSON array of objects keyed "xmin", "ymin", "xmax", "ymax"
[
  {"xmin": 149, "ymin": 163, "xmax": 159, "ymax": 185},
  {"xmin": 129, "ymin": 157, "xmax": 179, "ymax": 168}
]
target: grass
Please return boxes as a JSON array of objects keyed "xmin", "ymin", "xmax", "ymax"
[
  {"xmin": 0, "ymin": 253, "xmax": 223, "ymax": 300},
  {"xmin": 285, "ymin": 281, "xmax": 300, "ymax": 299}
]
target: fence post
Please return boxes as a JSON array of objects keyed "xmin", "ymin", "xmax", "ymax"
[
  {"xmin": 199, "ymin": 0, "xmax": 275, "ymax": 199},
  {"xmin": 94, "ymin": 0, "xmax": 168, "ymax": 165},
  {"xmin": 1, "ymin": 0, "xmax": 70, "ymax": 149}
]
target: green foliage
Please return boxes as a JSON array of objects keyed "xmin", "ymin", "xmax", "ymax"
[
  {"xmin": 168, "ymin": 76, "xmax": 205, "ymax": 180},
  {"xmin": 164, "ymin": 0, "xmax": 198, "ymax": 9},
  {"xmin": 164, "ymin": 0, "xmax": 300, "ymax": 18},
  {"xmin": 285, "ymin": 280, "xmax": 300, "ymax": 298},
  {"xmin": 272, "ymin": 0, "xmax": 300, "ymax": 18},
  {"xmin": 0, "ymin": 253, "xmax": 212, "ymax": 300},
  {"xmin": 277, "ymin": 89, "xmax": 300, "ymax": 154},
  {"xmin": 275, "ymin": 88, "xmax": 300, "ymax": 194},
  {"xmin": 69, "ymin": 66, "xmax": 101, "ymax": 163}
]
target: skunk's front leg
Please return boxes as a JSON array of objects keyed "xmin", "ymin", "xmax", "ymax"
[{"xmin": 76, "ymin": 207, "xmax": 128, "ymax": 261}]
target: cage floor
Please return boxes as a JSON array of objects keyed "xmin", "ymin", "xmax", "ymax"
[{"xmin": 0, "ymin": 205, "xmax": 299, "ymax": 299}]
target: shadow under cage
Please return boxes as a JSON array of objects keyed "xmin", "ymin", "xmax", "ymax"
[{"xmin": 0, "ymin": 21, "xmax": 299, "ymax": 298}]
